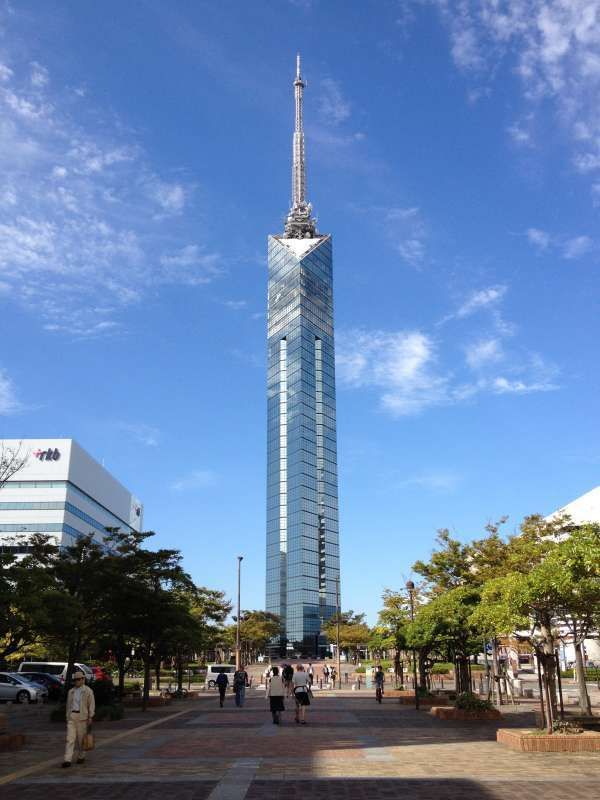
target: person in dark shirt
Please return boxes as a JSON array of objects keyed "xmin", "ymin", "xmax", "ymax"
[
  {"xmin": 215, "ymin": 671, "xmax": 229, "ymax": 708},
  {"xmin": 233, "ymin": 665, "xmax": 249, "ymax": 707}
]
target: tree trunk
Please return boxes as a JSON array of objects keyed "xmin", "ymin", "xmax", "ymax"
[
  {"xmin": 418, "ymin": 652, "xmax": 428, "ymax": 691},
  {"xmin": 539, "ymin": 618, "xmax": 558, "ymax": 716},
  {"xmin": 574, "ymin": 639, "xmax": 592, "ymax": 715},
  {"xmin": 177, "ymin": 656, "xmax": 184, "ymax": 693},
  {"xmin": 142, "ymin": 652, "xmax": 151, "ymax": 712},
  {"xmin": 117, "ymin": 655, "xmax": 127, "ymax": 699},
  {"xmin": 455, "ymin": 657, "xmax": 470, "ymax": 694},
  {"xmin": 155, "ymin": 659, "xmax": 161, "ymax": 691}
]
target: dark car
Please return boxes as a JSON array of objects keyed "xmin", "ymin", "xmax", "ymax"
[{"xmin": 18, "ymin": 672, "xmax": 63, "ymax": 701}]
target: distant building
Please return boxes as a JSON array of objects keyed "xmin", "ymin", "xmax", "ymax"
[
  {"xmin": 0, "ymin": 438, "xmax": 143, "ymax": 555},
  {"xmin": 265, "ymin": 56, "xmax": 341, "ymax": 656},
  {"xmin": 546, "ymin": 485, "xmax": 600, "ymax": 666},
  {"xmin": 547, "ymin": 484, "xmax": 600, "ymax": 526}
]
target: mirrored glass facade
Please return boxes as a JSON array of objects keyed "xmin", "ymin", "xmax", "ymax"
[{"xmin": 266, "ymin": 235, "xmax": 340, "ymax": 655}]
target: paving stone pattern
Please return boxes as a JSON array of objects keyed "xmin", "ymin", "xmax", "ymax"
[{"xmin": 2, "ymin": 690, "xmax": 600, "ymax": 800}]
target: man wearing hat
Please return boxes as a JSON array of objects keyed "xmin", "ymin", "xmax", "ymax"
[{"xmin": 62, "ymin": 671, "xmax": 95, "ymax": 767}]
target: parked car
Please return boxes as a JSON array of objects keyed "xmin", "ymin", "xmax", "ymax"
[
  {"xmin": 91, "ymin": 666, "xmax": 113, "ymax": 682},
  {"xmin": 205, "ymin": 664, "xmax": 236, "ymax": 688},
  {"xmin": 17, "ymin": 672, "xmax": 63, "ymax": 701},
  {"xmin": 17, "ymin": 661, "xmax": 94, "ymax": 684},
  {"xmin": 0, "ymin": 673, "xmax": 48, "ymax": 703}
]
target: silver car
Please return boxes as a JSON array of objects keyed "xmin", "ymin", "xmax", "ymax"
[{"xmin": 0, "ymin": 672, "xmax": 48, "ymax": 703}]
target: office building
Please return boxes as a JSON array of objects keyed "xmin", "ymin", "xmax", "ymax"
[
  {"xmin": 265, "ymin": 56, "xmax": 341, "ymax": 655},
  {"xmin": 0, "ymin": 438, "xmax": 143, "ymax": 554}
]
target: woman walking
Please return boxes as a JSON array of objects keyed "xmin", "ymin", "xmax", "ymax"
[
  {"xmin": 292, "ymin": 663, "xmax": 311, "ymax": 724},
  {"xmin": 267, "ymin": 666, "xmax": 285, "ymax": 725}
]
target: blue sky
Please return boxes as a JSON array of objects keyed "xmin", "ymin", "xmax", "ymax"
[{"xmin": 1, "ymin": 0, "xmax": 599, "ymax": 623}]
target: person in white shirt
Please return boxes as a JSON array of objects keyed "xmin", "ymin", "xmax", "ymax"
[
  {"xmin": 266, "ymin": 666, "xmax": 285, "ymax": 724},
  {"xmin": 62, "ymin": 671, "xmax": 95, "ymax": 767},
  {"xmin": 292, "ymin": 663, "xmax": 311, "ymax": 724}
]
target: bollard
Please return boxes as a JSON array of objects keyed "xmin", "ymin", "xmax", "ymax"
[
  {"xmin": 345, "ymin": 672, "xmax": 348, "ymax": 684},
  {"xmin": 319, "ymin": 678, "xmax": 323, "ymax": 690},
  {"xmin": 441, "ymin": 678, "xmax": 444, "ymax": 689}
]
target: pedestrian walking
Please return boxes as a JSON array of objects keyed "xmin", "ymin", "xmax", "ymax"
[
  {"xmin": 282, "ymin": 663, "xmax": 294, "ymax": 696},
  {"xmin": 233, "ymin": 664, "xmax": 249, "ymax": 708},
  {"xmin": 307, "ymin": 662, "xmax": 314, "ymax": 687},
  {"xmin": 267, "ymin": 666, "xmax": 285, "ymax": 724},
  {"xmin": 374, "ymin": 664, "xmax": 385, "ymax": 703},
  {"xmin": 323, "ymin": 663, "xmax": 330, "ymax": 686},
  {"xmin": 330, "ymin": 666, "xmax": 337, "ymax": 687},
  {"xmin": 215, "ymin": 670, "xmax": 229, "ymax": 708},
  {"xmin": 62, "ymin": 671, "xmax": 95, "ymax": 768},
  {"xmin": 292, "ymin": 663, "xmax": 311, "ymax": 724}
]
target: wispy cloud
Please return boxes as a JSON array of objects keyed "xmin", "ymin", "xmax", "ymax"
[
  {"xmin": 431, "ymin": 0, "xmax": 600, "ymax": 198},
  {"xmin": 318, "ymin": 78, "xmax": 351, "ymax": 126},
  {"xmin": 337, "ymin": 325, "xmax": 558, "ymax": 417},
  {"xmin": 0, "ymin": 369, "xmax": 20, "ymax": 415},
  {"xmin": 394, "ymin": 472, "xmax": 463, "ymax": 492},
  {"xmin": 456, "ymin": 285, "xmax": 507, "ymax": 318},
  {"xmin": 0, "ymin": 52, "xmax": 221, "ymax": 335},
  {"xmin": 526, "ymin": 228, "xmax": 594, "ymax": 259},
  {"xmin": 465, "ymin": 338, "xmax": 503, "ymax": 369},
  {"xmin": 170, "ymin": 469, "xmax": 218, "ymax": 492},
  {"xmin": 116, "ymin": 422, "xmax": 160, "ymax": 447},
  {"xmin": 223, "ymin": 299, "xmax": 247, "ymax": 311},
  {"xmin": 352, "ymin": 205, "xmax": 427, "ymax": 267}
]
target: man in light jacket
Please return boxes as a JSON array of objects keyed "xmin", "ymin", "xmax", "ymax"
[{"xmin": 62, "ymin": 671, "xmax": 95, "ymax": 767}]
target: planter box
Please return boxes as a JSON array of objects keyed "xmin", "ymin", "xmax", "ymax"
[
  {"xmin": 497, "ymin": 728, "xmax": 600, "ymax": 752},
  {"xmin": 398, "ymin": 694, "xmax": 449, "ymax": 706},
  {"xmin": 0, "ymin": 733, "xmax": 25, "ymax": 751},
  {"xmin": 430, "ymin": 706, "xmax": 502, "ymax": 721}
]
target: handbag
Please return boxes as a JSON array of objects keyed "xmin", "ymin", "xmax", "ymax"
[{"xmin": 83, "ymin": 724, "xmax": 94, "ymax": 751}]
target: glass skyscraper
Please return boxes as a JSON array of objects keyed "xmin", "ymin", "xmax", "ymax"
[{"xmin": 266, "ymin": 56, "xmax": 340, "ymax": 656}]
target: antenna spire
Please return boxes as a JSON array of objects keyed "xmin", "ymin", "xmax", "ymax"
[{"xmin": 284, "ymin": 53, "xmax": 317, "ymax": 239}]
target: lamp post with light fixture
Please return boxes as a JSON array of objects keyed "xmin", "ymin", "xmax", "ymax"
[{"xmin": 406, "ymin": 580, "xmax": 419, "ymax": 711}]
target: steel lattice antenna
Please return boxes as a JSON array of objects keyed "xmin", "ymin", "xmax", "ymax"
[{"xmin": 284, "ymin": 53, "xmax": 317, "ymax": 239}]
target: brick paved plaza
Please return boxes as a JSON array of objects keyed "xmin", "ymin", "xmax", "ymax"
[{"xmin": 2, "ymin": 689, "xmax": 599, "ymax": 799}]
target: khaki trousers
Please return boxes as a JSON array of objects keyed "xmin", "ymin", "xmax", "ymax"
[{"xmin": 64, "ymin": 713, "xmax": 88, "ymax": 763}]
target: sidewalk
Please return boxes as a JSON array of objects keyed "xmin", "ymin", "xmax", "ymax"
[{"xmin": 2, "ymin": 688, "xmax": 599, "ymax": 799}]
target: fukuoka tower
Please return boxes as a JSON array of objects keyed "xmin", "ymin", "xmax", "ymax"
[{"xmin": 266, "ymin": 55, "xmax": 341, "ymax": 657}]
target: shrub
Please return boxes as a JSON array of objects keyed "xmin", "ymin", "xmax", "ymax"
[
  {"xmin": 431, "ymin": 663, "xmax": 454, "ymax": 674},
  {"xmin": 355, "ymin": 666, "xmax": 366, "ymax": 673},
  {"xmin": 50, "ymin": 704, "xmax": 66, "ymax": 723},
  {"xmin": 95, "ymin": 704, "xmax": 124, "ymax": 721},
  {"xmin": 454, "ymin": 692, "xmax": 494, "ymax": 712},
  {"xmin": 552, "ymin": 719, "xmax": 583, "ymax": 735},
  {"xmin": 470, "ymin": 664, "xmax": 484, "ymax": 671},
  {"xmin": 92, "ymin": 679, "xmax": 115, "ymax": 706}
]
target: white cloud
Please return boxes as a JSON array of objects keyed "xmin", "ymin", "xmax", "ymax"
[
  {"xmin": 319, "ymin": 78, "xmax": 351, "ymax": 126},
  {"xmin": 525, "ymin": 228, "xmax": 594, "ymax": 259},
  {"xmin": 337, "ymin": 329, "xmax": 449, "ymax": 415},
  {"xmin": 116, "ymin": 422, "xmax": 160, "ymax": 447},
  {"xmin": 337, "ymin": 325, "xmax": 558, "ymax": 417},
  {"xmin": 465, "ymin": 338, "xmax": 503, "ymax": 369},
  {"xmin": 432, "ymin": 1, "xmax": 600, "ymax": 189},
  {"xmin": 395, "ymin": 472, "xmax": 463, "ymax": 491},
  {"xmin": 527, "ymin": 227, "xmax": 551, "ymax": 250},
  {"xmin": 30, "ymin": 61, "xmax": 49, "ymax": 87},
  {"xmin": 170, "ymin": 469, "xmax": 217, "ymax": 492},
  {"xmin": 0, "ymin": 369, "xmax": 19, "ymax": 415},
  {"xmin": 148, "ymin": 179, "xmax": 186, "ymax": 214},
  {"xmin": 0, "ymin": 56, "xmax": 220, "ymax": 333},
  {"xmin": 0, "ymin": 63, "xmax": 13, "ymax": 82},
  {"xmin": 456, "ymin": 285, "xmax": 507, "ymax": 318},
  {"xmin": 223, "ymin": 299, "xmax": 247, "ymax": 310},
  {"xmin": 384, "ymin": 207, "xmax": 426, "ymax": 266},
  {"xmin": 563, "ymin": 234, "xmax": 593, "ymax": 259}
]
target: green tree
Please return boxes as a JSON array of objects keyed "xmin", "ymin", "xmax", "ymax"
[
  {"xmin": 230, "ymin": 610, "xmax": 280, "ymax": 664},
  {"xmin": 377, "ymin": 590, "xmax": 410, "ymax": 680},
  {"xmin": 323, "ymin": 611, "xmax": 370, "ymax": 663}
]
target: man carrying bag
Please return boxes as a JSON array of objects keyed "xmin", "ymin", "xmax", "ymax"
[{"xmin": 62, "ymin": 671, "xmax": 95, "ymax": 767}]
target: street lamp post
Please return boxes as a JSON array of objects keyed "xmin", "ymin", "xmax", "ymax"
[
  {"xmin": 335, "ymin": 575, "xmax": 341, "ymax": 690},
  {"xmin": 235, "ymin": 556, "xmax": 243, "ymax": 671},
  {"xmin": 406, "ymin": 580, "xmax": 419, "ymax": 711}
]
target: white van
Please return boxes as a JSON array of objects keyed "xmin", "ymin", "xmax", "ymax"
[
  {"xmin": 18, "ymin": 661, "xmax": 94, "ymax": 684},
  {"xmin": 205, "ymin": 664, "xmax": 236, "ymax": 688}
]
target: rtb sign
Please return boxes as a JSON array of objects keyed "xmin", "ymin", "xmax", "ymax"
[{"xmin": 32, "ymin": 448, "xmax": 61, "ymax": 462}]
